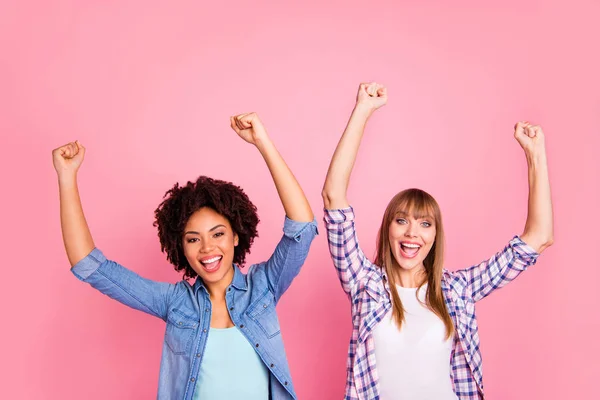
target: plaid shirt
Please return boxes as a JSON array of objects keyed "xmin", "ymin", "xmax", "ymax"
[{"xmin": 324, "ymin": 207, "xmax": 539, "ymax": 400}]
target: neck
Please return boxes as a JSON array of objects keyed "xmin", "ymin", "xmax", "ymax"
[
  {"xmin": 204, "ymin": 265, "xmax": 235, "ymax": 300},
  {"xmin": 396, "ymin": 265, "xmax": 426, "ymax": 288}
]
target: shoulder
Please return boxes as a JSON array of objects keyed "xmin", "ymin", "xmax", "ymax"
[
  {"xmin": 171, "ymin": 279, "xmax": 197, "ymax": 299},
  {"xmin": 442, "ymin": 269, "xmax": 468, "ymax": 297}
]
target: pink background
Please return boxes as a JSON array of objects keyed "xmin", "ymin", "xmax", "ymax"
[{"xmin": 1, "ymin": 1, "xmax": 598, "ymax": 399}]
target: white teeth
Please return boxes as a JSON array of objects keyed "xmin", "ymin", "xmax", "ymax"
[
  {"xmin": 201, "ymin": 256, "xmax": 222, "ymax": 264},
  {"xmin": 402, "ymin": 243, "xmax": 421, "ymax": 249}
]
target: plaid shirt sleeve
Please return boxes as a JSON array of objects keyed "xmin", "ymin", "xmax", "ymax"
[
  {"xmin": 454, "ymin": 235, "xmax": 540, "ymax": 302},
  {"xmin": 324, "ymin": 206, "xmax": 374, "ymax": 297}
]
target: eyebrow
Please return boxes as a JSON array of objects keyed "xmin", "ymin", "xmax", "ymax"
[
  {"xmin": 183, "ymin": 224, "xmax": 226, "ymax": 236},
  {"xmin": 395, "ymin": 212, "xmax": 433, "ymax": 220}
]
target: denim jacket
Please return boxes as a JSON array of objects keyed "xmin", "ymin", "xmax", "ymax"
[{"xmin": 72, "ymin": 217, "xmax": 318, "ymax": 400}]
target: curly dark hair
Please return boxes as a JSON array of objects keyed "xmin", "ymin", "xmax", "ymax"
[{"xmin": 153, "ymin": 176, "xmax": 259, "ymax": 279}]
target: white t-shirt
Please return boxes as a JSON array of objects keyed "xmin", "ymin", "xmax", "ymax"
[{"xmin": 372, "ymin": 284, "xmax": 458, "ymax": 400}]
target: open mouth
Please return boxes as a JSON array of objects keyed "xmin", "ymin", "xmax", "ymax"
[
  {"xmin": 199, "ymin": 255, "xmax": 223, "ymax": 273},
  {"xmin": 399, "ymin": 242, "xmax": 421, "ymax": 259}
]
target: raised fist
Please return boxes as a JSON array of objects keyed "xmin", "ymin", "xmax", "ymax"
[
  {"xmin": 52, "ymin": 141, "xmax": 86, "ymax": 177},
  {"xmin": 230, "ymin": 113, "xmax": 269, "ymax": 146},
  {"xmin": 514, "ymin": 121, "xmax": 546, "ymax": 155},
  {"xmin": 356, "ymin": 82, "xmax": 387, "ymax": 111}
]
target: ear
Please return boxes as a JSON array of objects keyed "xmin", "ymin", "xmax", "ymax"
[{"xmin": 233, "ymin": 233, "xmax": 239, "ymax": 247}]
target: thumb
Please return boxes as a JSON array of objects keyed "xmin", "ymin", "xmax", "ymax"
[{"xmin": 74, "ymin": 140, "xmax": 86, "ymax": 159}]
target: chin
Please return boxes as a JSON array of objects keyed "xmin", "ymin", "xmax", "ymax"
[
  {"xmin": 394, "ymin": 257, "xmax": 424, "ymax": 271},
  {"xmin": 400, "ymin": 263, "xmax": 420, "ymax": 271},
  {"xmin": 202, "ymin": 266, "xmax": 233, "ymax": 283}
]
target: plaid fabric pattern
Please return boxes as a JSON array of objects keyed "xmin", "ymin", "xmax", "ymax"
[{"xmin": 324, "ymin": 207, "xmax": 539, "ymax": 400}]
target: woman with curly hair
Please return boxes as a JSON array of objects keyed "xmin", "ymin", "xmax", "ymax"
[
  {"xmin": 321, "ymin": 83, "xmax": 554, "ymax": 399},
  {"xmin": 53, "ymin": 113, "xmax": 317, "ymax": 400}
]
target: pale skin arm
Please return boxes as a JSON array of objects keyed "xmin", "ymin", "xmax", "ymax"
[
  {"xmin": 230, "ymin": 113, "xmax": 313, "ymax": 222},
  {"xmin": 53, "ymin": 141, "xmax": 95, "ymax": 267},
  {"xmin": 322, "ymin": 82, "xmax": 388, "ymax": 209},
  {"xmin": 514, "ymin": 122, "xmax": 554, "ymax": 253}
]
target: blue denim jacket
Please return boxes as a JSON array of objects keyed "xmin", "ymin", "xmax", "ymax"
[{"xmin": 72, "ymin": 217, "xmax": 318, "ymax": 400}]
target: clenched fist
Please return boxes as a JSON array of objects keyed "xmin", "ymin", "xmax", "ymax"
[
  {"xmin": 230, "ymin": 113, "xmax": 269, "ymax": 146},
  {"xmin": 514, "ymin": 121, "xmax": 546, "ymax": 156},
  {"xmin": 356, "ymin": 82, "xmax": 387, "ymax": 112},
  {"xmin": 52, "ymin": 141, "xmax": 86, "ymax": 177}
]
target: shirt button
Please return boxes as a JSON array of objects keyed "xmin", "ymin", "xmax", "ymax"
[
  {"xmin": 263, "ymin": 304, "xmax": 267, "ymax": 308},
  {"xmin": 229, "ymin": 307, "xmax": 234, "ymax": 311},
  {"xmin": 255, "ymin": 343, "xmax": 259, "ymax": 348},
  {"xmin": 284, "ymin": 381, "xmax": 288, "ymax": 385},
  {"xmin": 205, "ymin": 308, "xmax": 209, "ymax": 312},
  {"xmin": 190, "ymin": 377, "xmax": 196, "ymax": 382},
  {"xmin": 178, "ymin": 322, "xmax": 182, "ymax": 325},
  {"xmin": 239, "ymin": 324, "xmax": 244, "ymax": 328},
  {"xmin": 203, "ymin": 329, "xmax": 207, "ymax": 333},
  {"xmin": 196, "ymin": 353, "xmax": 201, "ymax": 358},
  {"xmin": 228, "ymin": 287, "xmax": 231, "ymax": 292},
  {"xmin": 270, "ymin": 363, "xmax": 274, "ymax": 368}
]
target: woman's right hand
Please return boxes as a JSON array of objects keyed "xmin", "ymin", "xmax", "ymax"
[
  {"xmin": 52, "ymin": 141, "xmax": 85, "ymax": 178},
  {"xmin": 355, "ymin": 82, "xmax": 387, "ymax": 113}
]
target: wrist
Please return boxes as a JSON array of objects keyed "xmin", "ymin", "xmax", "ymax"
[
  {"xmin": 254, "ymin": 135, "xmax": 275, "ymax": 154},
  {"xmin": 57, "ymin": 172, "xmax": 78, "ymax": 186},
  {"xmin": 353, "ymin": 103, "xmax": 375, "ymax": 119},
  {"xmin": 525, "ymin": 149, "xmax": 547, "ymax": 166}
]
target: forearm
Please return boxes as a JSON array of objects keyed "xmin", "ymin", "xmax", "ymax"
[
  {"xmin": 71, "ymin": 249, "xmax": 174, "ymax": 320},
  {"xmin": 458, "ymin": 236, "xmax": 539, "ymax": 302},
  {"xmin": 255, "ymin": 137, "xmax": 313, "ymax": 222},
  {"xmin": 59, "ymin": 174, "xmax": 95, "ymax": 266},
  {"xmin": 520, "ymin": 151, "xmax": 554, "ymax": 253},
  {"xmin": 322, "ymin": 104, "xmax": 372, "ymax": 209}
]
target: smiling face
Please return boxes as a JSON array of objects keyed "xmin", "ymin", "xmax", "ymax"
[
  {"xmin": 375, "ymin": 188, "xmax": 445, "ymax": 287},
  {"xmin": 182, "ymin": 207, "xmax": 239, "ymax": 287},
  {"xmin": 388, "ymin": 210, "xmax": 436, "ymax": 273},
  {"xmin": 375, "ymin": 189, "xmax": 454, "ymax": 337}
]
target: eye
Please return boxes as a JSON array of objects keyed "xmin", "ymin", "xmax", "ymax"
[
  {"xmin": 213, "ymin": 232, "xmax": 225, "ymax": 238},
  {"xmin": 186, "ymin": 238, "xmax": 199, "ymax": 243},
  {"xmin": 421, "ymin": 221, "xmax": 432, "ymax": 228},
  {"xmin": 396, "ymin": 218, "xmax": 407, "ymax": 225}
]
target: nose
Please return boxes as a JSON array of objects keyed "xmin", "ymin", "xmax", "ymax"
[
  {"xmin": 199, "ymin": 237, "xmax": 215, "ymax": 253},
  {"xmin": 404, "ymin": 222, "xmax": 418, "ymax": 238}
]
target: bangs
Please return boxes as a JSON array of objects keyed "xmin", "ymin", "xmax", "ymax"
[{"xmin": 393, "ymin": 190, "xmax": 438, "ymax": 221}]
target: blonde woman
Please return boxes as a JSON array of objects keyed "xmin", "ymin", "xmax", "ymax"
[{"xmin": 322, "ymin": 83, "xmax": 553, "ymax": 399}]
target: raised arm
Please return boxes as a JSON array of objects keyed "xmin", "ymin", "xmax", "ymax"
[
  {"xmin": 53, "ymin": 141, "xmax": 177, "ymax": 320},
  {"xmin": 321, "ymin": 83, "xmax": 387, "ymax": 297},
  {"xmin": 514, "ymin": 121, "xmax": 554, "ymax": 253},
  {"xmin": 321, "ymin": 82, "xmax": 387, "ymax": 209},
  {"xmin": 230, "ymin": 112, "xmax": 313, "ymax": 222},
  {"xmin": 230, "ymin": 112, "xmax": 317, "ymax": 301},
  {"xmin": 53, "ymin": 141, "xmax": 95, "ymax": 266},
  {"xmin": 455, "ymin": 122, "xmax": 553, "ymax": 302}
]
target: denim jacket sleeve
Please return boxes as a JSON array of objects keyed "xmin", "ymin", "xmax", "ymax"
[
  {"xmin": 71, "ymin": 248, "xmax": 181, "ymax": 321},
  {"xmin": 259, "ymin": 217, "xmax": 318, "ymax": 304}
]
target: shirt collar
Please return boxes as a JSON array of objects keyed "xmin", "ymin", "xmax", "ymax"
[{"xmin": 193, "ymin": 264, "xmax": 248, "ymax": 294}]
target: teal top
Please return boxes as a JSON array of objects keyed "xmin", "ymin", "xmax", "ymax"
[{"xmin": 193, "ymin": 326, "xmax": 270, "ymax": 399}]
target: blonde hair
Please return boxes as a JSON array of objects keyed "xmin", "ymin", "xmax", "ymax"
[{"xmin": 374, "ymin": 188, "xmax": 454, "ymax": 339}]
